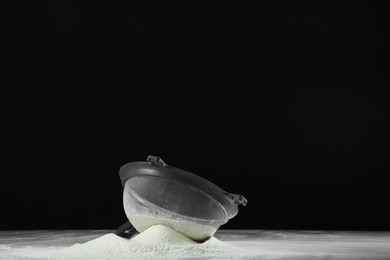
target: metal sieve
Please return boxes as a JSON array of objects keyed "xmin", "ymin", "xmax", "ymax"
[{"xmin": 116, "ymin": 155, "xmax": 247, "ymax": 241}]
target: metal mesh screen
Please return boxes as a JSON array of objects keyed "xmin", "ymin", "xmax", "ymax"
[{"xmin": 125, "ymin": 176, "xmax": 227, "ymax": 221}]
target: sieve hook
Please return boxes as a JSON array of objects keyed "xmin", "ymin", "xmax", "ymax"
[
  {"xmin": 147, "ymin": 155, "xmax": 168, "ymax": 168},
  {"xmin": 225, "ymin": 192, "xmax": 248, "ymax": 206}
]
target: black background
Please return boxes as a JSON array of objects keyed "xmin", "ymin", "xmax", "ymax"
[{"xmin": 2, "ymin": 2, "xmax": 389, "ymax": 231}]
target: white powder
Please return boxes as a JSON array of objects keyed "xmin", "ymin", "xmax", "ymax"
[
  {"xmin": 48, "ymin": 224, "xmax": 240, "ymax": 259},
  {"xmin": 131, "ymin": 224, "xmax": 197, "ymax": 245},
  {"xmin": 129, "ymin": 215, "xmax": 217, "ymax": 242}
]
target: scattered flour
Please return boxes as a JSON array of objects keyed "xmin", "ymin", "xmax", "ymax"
[{"xmin": 45, "ymin": 225, "xmax": 243, "ymax": 259}]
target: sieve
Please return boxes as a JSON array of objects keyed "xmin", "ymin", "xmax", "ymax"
[{"xmin": 116, "ymin": 155, "xmax": 247, "ymax": 241}]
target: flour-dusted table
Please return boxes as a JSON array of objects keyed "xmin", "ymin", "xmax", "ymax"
[{"xmin": 1, "ymin": 230, "xmax": 389, "ymax": 259}]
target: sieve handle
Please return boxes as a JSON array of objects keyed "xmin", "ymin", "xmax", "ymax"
[
  {"xmin": 224, "ymin": 192, "xmax": 248, "ymax": 206},
  {"xmin": 116, "ymin": 221, "xmax": 138, "ymax": 239},
  {"xmin": 147, "ymin": 155, "xmax": 168, "ymax": 168}
]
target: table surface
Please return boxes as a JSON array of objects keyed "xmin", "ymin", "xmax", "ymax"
[{"xmin": 1, "ymin": 230, "xmax": 390, "ymax": 259}]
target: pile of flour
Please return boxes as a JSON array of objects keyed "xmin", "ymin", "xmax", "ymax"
[
  {"xmin": 129, "ymin": 214, "xmax": 217, "ymax": 241},
  {"xmin": 50, "ymin": 224, "xmax": 240, "ymax": 259}
]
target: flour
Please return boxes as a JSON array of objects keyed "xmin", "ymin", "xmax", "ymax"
[
  {"xmin": 50, "ymin": 224, "xmax": 238, "ymax": 259},
  {"xmin": 130, "ymin": 215, "xmax": 217, "ymax": 242},
  {"xmin": 131, "ymin": 224, "xmax": 197, "ymax": 245}
]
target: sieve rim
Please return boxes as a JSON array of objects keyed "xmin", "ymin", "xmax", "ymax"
[{"xmin": 119, "ymin": 156, "xmax": 246, "ymax": 220}]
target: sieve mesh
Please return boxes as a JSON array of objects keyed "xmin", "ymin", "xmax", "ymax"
[
  {"xmin": 123, "ymin": 190, "xmax": 219, "ymax": 241},
  {"xmin": 125, "ymin": 176, "xmax": 227, "ymax": 221}
]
